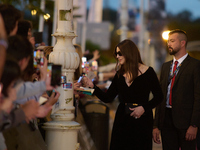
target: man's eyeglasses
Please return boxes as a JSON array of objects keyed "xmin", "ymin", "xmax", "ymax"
[{"xmin": 115, "ymin": 51, "xmax": 123, "ymax": 56}]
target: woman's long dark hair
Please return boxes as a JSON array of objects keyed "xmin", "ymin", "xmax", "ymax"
[
  {"xmin": 74, "ymin": 44, "xmax": 83, "ymax": 80},
  {"xmin": 1, "ymin": 58, "xmax": 21, "ymax": 97},
  {"xmin": 114, "ymin": 39, "xmax": 143, "ymax": 82}
]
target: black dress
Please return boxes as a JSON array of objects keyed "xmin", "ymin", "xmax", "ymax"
[{"xmin": 93, "ymin": 67, "xmax": 163, "ymax": 150}]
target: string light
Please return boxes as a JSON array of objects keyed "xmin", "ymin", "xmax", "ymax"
[
  {"xmin": 44, "ymin": 13, "xmax": 50, "ymax": 20},
  {"xmin": 162, "ymin": 30, "xmax": 171, "ymax": 40},
  {"xmin": 31, "ymin": 9, "xmax": 37, "ymax": 16}
]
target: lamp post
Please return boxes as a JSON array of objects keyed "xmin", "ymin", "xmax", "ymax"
[
  {"xmin": 39, "ymin": 0, "xmax": 45, "ymax": 32},
  {"xmin": 120, "ymin": 0, "xmax": 129, "ymax": 41},
  {"xmin": 43, "ymin": 0, "xmax": 81, "ymax": 149},
  {"xmin": 138, "ymin": 0, "xmax": 144, "ymax": 59},
  {"xmin": 51, "ymin": 0, "xmax": 58, "ymax": 46}
]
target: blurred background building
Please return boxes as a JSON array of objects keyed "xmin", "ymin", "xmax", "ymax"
[
  {"xmin": 3, "ymin": 0, "xmax": 200, "ymax": 70},
  {"xmin": 1, "ymin": 0, "xmax": 200, "ymax": 149}
]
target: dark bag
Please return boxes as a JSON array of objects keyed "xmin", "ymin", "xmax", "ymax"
[{"xmin": 125, "ymin": 103, "xmax": 139, "ymax": 114}]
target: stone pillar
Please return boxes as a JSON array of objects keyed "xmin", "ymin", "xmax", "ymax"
[
  {"xmin": 120, "ymin": 0, "xmax": 129, "ymax": 41},
  {"xmin": 39, "ymin": 0, "xmax": 45, "ymax": 32},
  {"xmin": 51, "ymin": 0, "xmax": 57, "ymax": 46},
  {"xmin": 43, "ymin": 0, "xmax": 81, "ymax": 149},
  {"xmin": 138, "ymin": 0, "xmax": 144, "ymax": 59}
]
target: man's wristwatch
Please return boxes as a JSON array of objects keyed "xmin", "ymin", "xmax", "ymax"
[{"xmin": 0, "ymin": 39, "xmax": 8, "ymax": 49}]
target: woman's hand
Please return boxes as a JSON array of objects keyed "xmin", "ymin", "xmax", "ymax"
[
  {"xmin": 21, "ymin": 100, "xmax": 40, "ymax": 123},
  {"xmin": 74, "ymin": 82, "xmax": 83, "ymax": 95},
  {"xmin": 92, "ymin": 50, "xmax": 100, "ymax": 61},
  {"xmin": 46, "ymin": 89, "xmax": 60, "ymax": 106},
  {"xmin": 36, "ymin": 90, "xmax": 60, "ymax": 118},
  {"xmin": 29, "ymin": 37, "xmax": 35, "ymax": 47},
  {"xmin": 0, "ymin": 14, "xmax": 7, "ymax": 40},
  {"xmin": 36, "ymin": 103, "xmax": 52, "ymax": 118},
  {"xmin": 81, "ymin": 76, "xmax": 94, "ymax": 88},
  {"xmin": 0, "ymin": 87, "xmax": 16, "ymax": 113},
  {"xmin": 38, "ymin": 57, "xmax": 54, "ymax": 90},
  {"xmin": 38, "ymin": 57, "xmax": 47, "ymax": 81},
  {"xmin": 130, "ymin": 106, "xmax": 145, "ymax": 119}
]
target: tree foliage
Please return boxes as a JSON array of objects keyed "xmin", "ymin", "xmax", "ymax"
[
  {"xmin": 167, "ymin": 10, "xmax": 200, "ymax": 41},
  {"xmin": 0, "ymin": 0, "xmax": 46, "ymax": 15}
]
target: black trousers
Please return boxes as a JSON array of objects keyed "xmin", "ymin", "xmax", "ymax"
[{"xmin": 161, "ymin": 108, "xmax": 196, "ymax": 150}]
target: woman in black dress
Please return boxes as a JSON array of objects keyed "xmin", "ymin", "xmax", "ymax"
[{"xmin": 82, "ymin": 39, "xmax": 163, "ymax": 150}]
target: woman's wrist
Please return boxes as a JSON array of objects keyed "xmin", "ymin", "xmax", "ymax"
[{"xmin": 92, "ymin": 83, "xmax": 96, "ymax": 89}]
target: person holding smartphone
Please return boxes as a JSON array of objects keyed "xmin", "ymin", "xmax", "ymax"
[{"xmin": 2, "ymin": 35, "xmax": 59, "ymax": 150}]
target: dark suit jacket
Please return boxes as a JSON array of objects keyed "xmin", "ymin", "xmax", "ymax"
[{"xmin": 154, "ymin": 55, "xmax": 200, "ymax": 129}]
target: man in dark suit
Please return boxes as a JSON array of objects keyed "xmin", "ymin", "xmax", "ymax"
[{"xmin": 153, "ymin": 29, "xmax": 200, "ymax": 150}]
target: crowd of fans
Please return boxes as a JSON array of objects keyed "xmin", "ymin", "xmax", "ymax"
[
  {"xmin": 0, "ymin": 3, "xmax": 116, "ymax": 150},
  {"xmin": 0, "ymin": 4, "xmax": 61, "ymax": 150}
]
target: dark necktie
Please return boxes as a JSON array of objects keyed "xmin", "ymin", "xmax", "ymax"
[{"xmin": 169, "ymin": 61, "xmax": 178, "ymax": 106}]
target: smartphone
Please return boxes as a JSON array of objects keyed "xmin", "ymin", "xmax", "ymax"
[
  {"xmin": 51, "ymin": 64, "xmax": 62, "ymax": 87},
  {"xmin": 33, "ymin": 51, "xmax": 37, "ymax": 71},
  {"xmin": 34, "ymin": 50, "xmax": 44, "ymax": 68},
  {"xmin": 61, "ymin": 75, "xmax": 66, "ymax": 84},
  {"xmin": 46, "ymin": 89, "xmax": 55, "ymax": 97},
  {"xmin": 82, "ymin": 57, "xmax": 87, "ymax": 68},
  {"xmin": 77, "ymin": 76, "xmax": 83, "ymax": 83}
]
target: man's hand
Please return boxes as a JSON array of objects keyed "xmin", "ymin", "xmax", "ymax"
[
  {"xmin": 185, "ymin": 126, "xmax": 198, "ymax": 141},
  {"xmin": 153, "ymin": 128, "xmax": 161, "ymax": 144}
]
